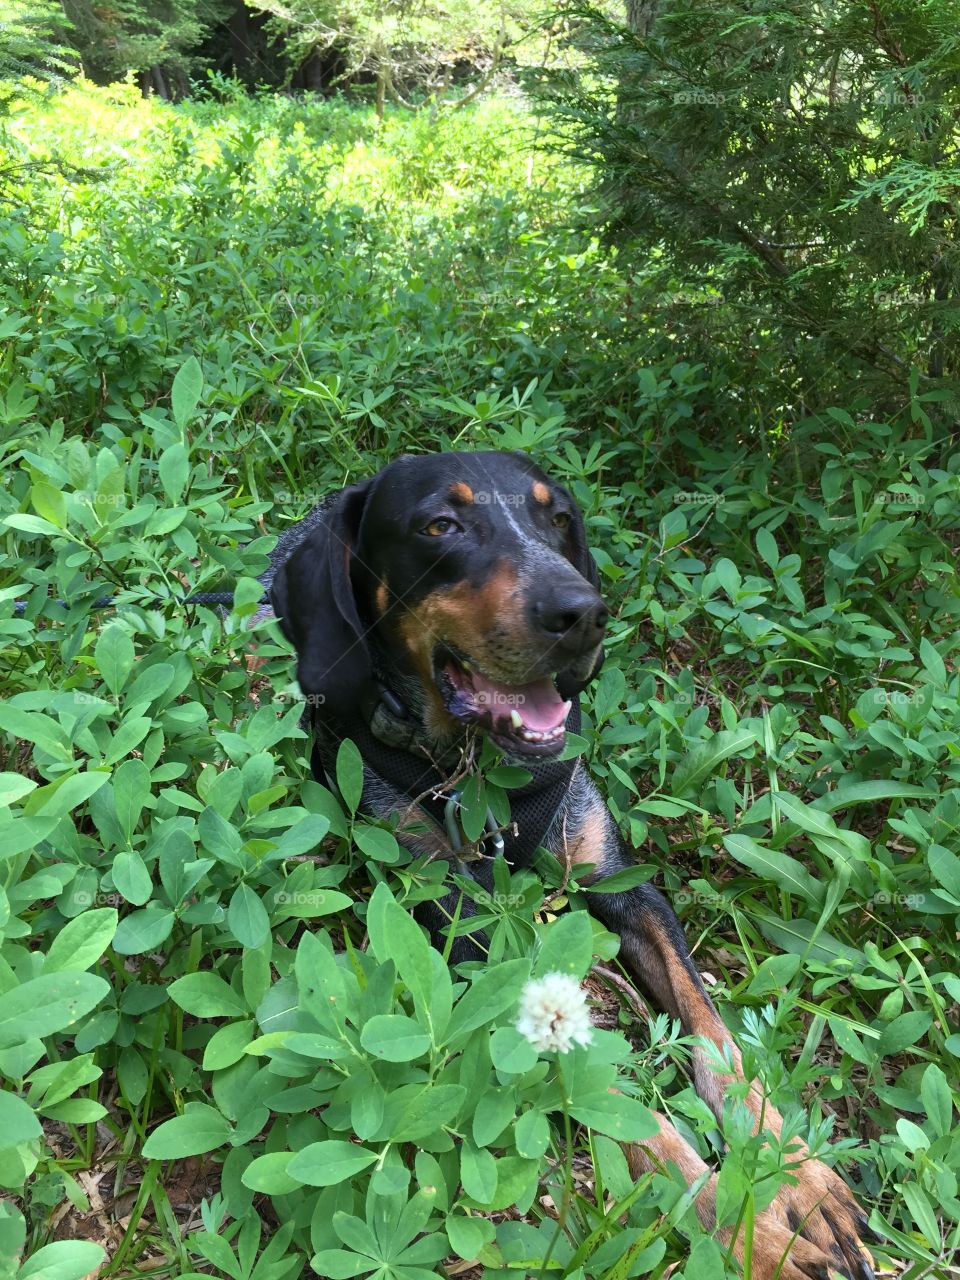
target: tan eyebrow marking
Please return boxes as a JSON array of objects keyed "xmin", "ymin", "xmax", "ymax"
[
  {"xmin": 531, "ymin": 481, "xmax": 551, "ymax": 505},
  {"xmin": 448, "ymin": 481, "xmax": 474, "ymax": 503}
]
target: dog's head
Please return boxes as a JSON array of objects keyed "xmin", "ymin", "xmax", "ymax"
[{"xmin": 270, "ymin": 451, "xmax": 607, "ymax": 758}]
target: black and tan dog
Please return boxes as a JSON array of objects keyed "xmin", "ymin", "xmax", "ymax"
[{"xmin": 265, "ymin": 450, "xmax": 874, "ymax": 1280}]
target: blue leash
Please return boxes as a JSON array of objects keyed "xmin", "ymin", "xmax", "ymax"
[{"xmin": 12, "ymin": 590, "xmax": 250, "ymax": 615}]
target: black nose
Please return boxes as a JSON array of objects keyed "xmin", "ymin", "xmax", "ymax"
[{"xmin": 533, "ymin": 585, "xmax": 608, "ymax": 648}]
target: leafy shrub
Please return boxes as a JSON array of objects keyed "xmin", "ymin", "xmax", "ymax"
[{"xmin": 531, "ymin": 0, "xmax": 960, "ymax": 435}]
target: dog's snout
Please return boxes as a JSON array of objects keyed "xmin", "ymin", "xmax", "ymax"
[{"xmin": 533, "ymin": 585, "xmax": 608, "ymax": 646}]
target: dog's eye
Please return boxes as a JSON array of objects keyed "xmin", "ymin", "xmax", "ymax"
[
  {"xmin": 422, "ymin": 517, "xmax": 460, "ymax": 537},
  {"xmin": 552, "ymin": 511, "xmax": 572, "ymax": 531}
]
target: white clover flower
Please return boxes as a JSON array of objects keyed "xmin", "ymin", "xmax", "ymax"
[{"xmin": 516, "ymin": 972, "xmax": 594, "ymax": 1053}]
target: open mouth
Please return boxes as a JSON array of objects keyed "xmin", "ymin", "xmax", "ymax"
[{"xmin": 435, "ymin": 646, "xmax": 572, "ymax": 757}]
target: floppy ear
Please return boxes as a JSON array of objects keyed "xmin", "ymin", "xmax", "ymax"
[
  {"xmin": 562, "ymin": 485, "xmax": 601, "ymax": 591},
  {"xmin": 557, "ymin": 486, "xmax": 605, "ymax": 697},
  {"xmin": 270, "ymin": 481, "xmax": 374, "ymax": 719}
]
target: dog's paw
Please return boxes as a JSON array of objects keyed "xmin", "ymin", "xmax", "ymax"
[
  {"xmin": 747, "ymin": 1215, "xmax": 854, "ymax": 1280},
  {"xmin": 761, "ymin": 1154, "xmax": 876, "ymax": 1280}
]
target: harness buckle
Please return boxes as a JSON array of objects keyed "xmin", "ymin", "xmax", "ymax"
[{"xmin": 443, "ymin": 790, "xmax": 505, "ymax": 861}]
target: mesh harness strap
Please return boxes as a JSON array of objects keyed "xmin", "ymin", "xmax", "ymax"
[{"xmin": 311, "ymin": 703, "xmax": 580, "ymax": 866}]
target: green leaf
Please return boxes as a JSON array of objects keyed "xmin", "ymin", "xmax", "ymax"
[
  {"xmin": 31, "ymin": 481, "xmax": 66, "ymax": 529},
  {"xmin": 241, "ymin": 1151, "xmax": 304, "ymax": 1195},
  {"xmin": 896, "ymin": 1118, "xmax": 930, "ymax": 1151},
  {"xmin": 227, "ymin": 884, "xmax": 270, "ymax": 948},
  {"xmin": 672, "ymin": 729, "xmax": 756, "ymax": 796},
  {"xmin": 918, "ymin": 637, "xmax": 946, "ymax": 688},
  {"xmin": 0, "ymin": 1091, "xmax": 41, "ymax": 1145},
  {"xmin": 686, "ymin": 1237, "xmax": 727, "ymax": 1280},
  {"xmin": 713, "ymin": 557, "xmax": 741, "ymax": 601},
  {"xmin": 23, "ymin": 771, "xmax": 108, "ymax": 820},
  {"xmin": 0, "ymin": 813, "xmax": 59, "ymax": 861},
  {"xmin": 111, "ymin": 849, "xmax": 152, "ymax": 906},
  {"xmin": 812, "ymin": 780, "xmax": 933, "ymax": 811},
  {"xmin": 0, "ymin": 1201, "xmax": 26, "ymax": 1273},
  {"xmin": 755, "ymin": 526, "xmax": 779, "ymax": 569},
  {"xmin": 232, "ymin": 575, "xmax": 266, "ymax": 617},
  {"xmin": 583, "ymin": 863, "xmax": 653, "ymax": 893},
  {"xmin": 723, "ymin": 833, "xmax": 820, "ymax": 904},
  {"xmin": 359, "ymin": 1014, "xmax": 431, "ymax": 1061},
  {"xmin": 714, "ymin": 1156, "xmax": 752, "ymax": 1227},
  {"xmin": 0, "ymin": 973, "xmax": 109, "ymax": 1050},
  {"xmin": 489, "ymin": 1026, "xmax": 538, "ymax": 1073},
  {"xmin": 929, "ymin": 844, "xmax": 960, "ymax": 898},
  {"xmin": 514, "ymin": 1109, "xmax": 550, "ymax": 1158},
  {"xmin": 445, "ymin": 958, "xmax": 530, "ymax": 1043},
  {"xmin": 18, "ymin": 1241, "xmax": 106, "ymax": 1280},
  {"xmin": 43, "ymin": 908, "xmax": 118, "ymax": 974},
  {"xmin": 386, "ymin": 1083, "xmax": 466, "ymax": 1142},
  {"xmin": 95, "ymin": 625, "xmax": 135, "ymax": 694},
  {"xmin": 171, "ymin": 355, "xmax": 203, "ymax": 430},
  {"xmin": 271, "ymin": 813, "xmax": 331, "ymax": 859},
  {"xmin": 203, "ymin": 1020, "xmax": 255, "ymax": 1071},
  {"xmin": 286, "ymin": 1140, "xmax": 379, "ymax": 1186},
  {"xmin": 919, "ymin": 1064, "xmax": 953, "ymax": 1138},
  {"xmin": 445, "ymin": 1213, "xmax": 494, "ymax": 1261},
  {"xmin": 755, "ymin": 913, "xmax": 863, "ymax": 968},
  {"xmin": 774, "ymin": 793, "xmax": 864, "ymax": 851},
  {"xmin": 460, "ymin": 1153, "xmax": 537, "ymax": 1212},
  {"xmin": 353, "ymin": 824, "xmax": 401, "ymax": 863},
  {"xmin": 366, "ymin": 882, "xmax": 433, "ymax": 1028},
  {"xmin": 878, "ymin": 1011, "xmax": 932, "ymax": 1057},
  {"xmin": 308, "ymin": 1250, "xmax": 370, "ymax": 1279},
  {"xmin": 900, "ymin": 1180, "xmax": 941, "ymax": 1247},
  {"xmin": 158, "ymin": 442, "xmax": 191, "ymax": 503},
  {"xmin": 0, "ymin": 706, "xmax": 72, "ymax": 762},
  {"xmin": 113, "ymin": 758, "xmax": 152, "ymax": 842},
  {"xmin": 28, "ymin": 1054, "xmax": 101, "ymax": 1109},
  {"xmin": 143, "ymin": 1104, "xmax": 232, "ymax": 1158},
  {"xmin": 3, "ymin": 513, "xmax": 62, "ymax": 536},
  {"xmin": 0, "ymin": 773, "xmax": 37, "ymax": 806},
  {"xmin": 460, "ymin": 1143, "xmax": 497, "ymax": 1202},
  {"xmin": 336, "ymin": 739, "xmax": 364, "ymax": 814},
  {"xmin": 198, "ymin": 805, "xmax": 243, "ymax": 864},
  {"xmin": 112, "ymin": 905, "xmax": 175, "ymax": 955},
  {"xmin": 828, "ymin": 1018, "xmax": 873, "ymax": 1067},
  {"xmin": 473, "ymin": 1088, "xmax": 516, "ymax": 1147},
  {"xmin": 568, "ymin": 1090, "xmax": 658, "ymax": 1142},
  {"xmin": 534, "ymin": 910, "xmax": 593, "ymax": 979},
  {"xmin": 168, "ymin": 972, "xmax": 247, "ymax": 1018},
  {"xmin": 274, "ymin": 887, "xmax": 352, "ymax": 920}
]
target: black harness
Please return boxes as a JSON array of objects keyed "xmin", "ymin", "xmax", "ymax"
[{"xmin": 309, "ymin": 699, "xmax": 581, "ymax": 867}]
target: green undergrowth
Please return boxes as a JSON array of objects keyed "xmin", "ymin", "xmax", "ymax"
[{"xmin": 0, "ymin": 79, "xmax": 958, "ymax": 1280}]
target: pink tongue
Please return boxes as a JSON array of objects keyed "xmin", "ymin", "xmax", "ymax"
[{"xmin": 471, "ymin": 673, "xmax": 569, "ymax": 731}]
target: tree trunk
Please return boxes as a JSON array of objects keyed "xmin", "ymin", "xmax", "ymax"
[
  {"xmin": 151, "ymin": 65, "xmax": 170, "ymax": 99},
  {"xmin": 625, "ymin": 0, "xmax": 659, "ymax": 36},
  {"xmin": 226, "ymin": 0, "xmax": 251, "ymax": 79}
]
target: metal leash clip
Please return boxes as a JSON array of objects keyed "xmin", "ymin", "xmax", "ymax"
[{"xmin": 443, "ymin": 789, "xmax": 505, "ymax": 861}]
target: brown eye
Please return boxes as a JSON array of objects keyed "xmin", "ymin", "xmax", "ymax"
[
  {"xmin": 423, "ymin": 517, "xmax": 459, "ymax": 537},
  {"xmin": 552, "ymin": 511, "xmax": 572, "ymax": 531}
]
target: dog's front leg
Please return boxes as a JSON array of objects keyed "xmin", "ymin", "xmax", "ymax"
[{"xmin": 546, "ymin": 778, "xmax": 874, "ymax": 1280}]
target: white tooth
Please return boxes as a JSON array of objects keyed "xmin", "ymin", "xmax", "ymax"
[
  {"xmin": 510, "ymin": 709, "xmax": 523, "ymax": 728},
  {"xmin": 561, "ymin": 700, "xmax": 572, "ymax": 718}
]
